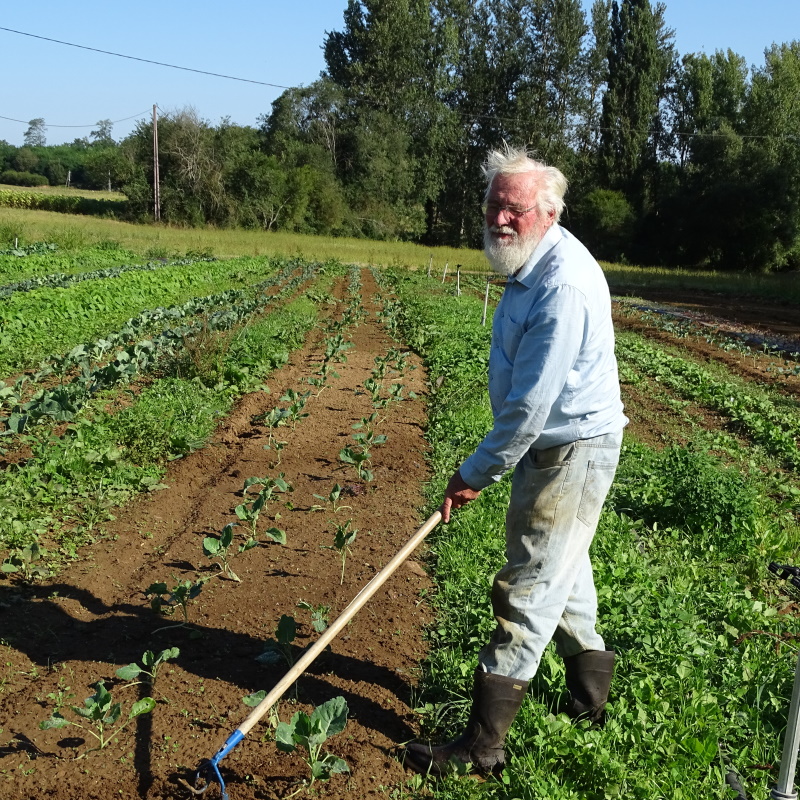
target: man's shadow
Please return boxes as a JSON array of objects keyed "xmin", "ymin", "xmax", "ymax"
[{"xmin": 1, "ymin": 582, "xmax": 416, "ymax": 796}]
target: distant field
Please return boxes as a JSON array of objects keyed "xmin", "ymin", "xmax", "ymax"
[
  {"xmin": 0, "ymin": 205, "xmax": 490, "ymax": 271},
  {"xmin": 0, "ymin": 183, "xmax": 126, "ymax": 201},
  {"xmin": 2, "ymin": 205, "xmax": 800, "ymax": 302}
]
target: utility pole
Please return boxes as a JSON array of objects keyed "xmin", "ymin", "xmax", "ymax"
[{"xmin": 152, "ymin": 104, "xmax": 161, "ymax": 222}]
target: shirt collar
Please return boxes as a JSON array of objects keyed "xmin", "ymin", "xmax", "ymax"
[{"xmin": 507, "ymin": 224, "xmax": 563, "ymax": 288}]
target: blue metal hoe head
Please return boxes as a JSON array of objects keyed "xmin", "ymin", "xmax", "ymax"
[{"xmin": 179, "ymin": 730, "xmax": 244, "ymax": 800}]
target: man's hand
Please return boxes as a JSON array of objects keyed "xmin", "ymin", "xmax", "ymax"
[{"xmin": 440, "ymin": 470, "xmax": 481, "ymax": 523}]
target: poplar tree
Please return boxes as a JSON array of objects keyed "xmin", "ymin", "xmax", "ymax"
[{"xmin": 599, "ymin": 0, "xmax": 660, "ymax": 196}]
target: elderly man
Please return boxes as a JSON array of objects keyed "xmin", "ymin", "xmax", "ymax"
[{"xmin": 404, "ymin": 146, "xmax": 628, "ymax": 776}]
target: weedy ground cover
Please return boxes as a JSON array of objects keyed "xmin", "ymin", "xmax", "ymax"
[{"xmin": 384, "ymin": 267, "xmax": 800, "ymax": 799}]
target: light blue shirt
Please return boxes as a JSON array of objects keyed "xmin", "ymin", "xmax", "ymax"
[{"xmin": 459, "ymin": 224, "xmax": 628, "ymax": 490}]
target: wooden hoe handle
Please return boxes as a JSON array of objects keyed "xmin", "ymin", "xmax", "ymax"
[{"xmin": 237, "ymin": 510, "xmax": 442, "ymax": 738}]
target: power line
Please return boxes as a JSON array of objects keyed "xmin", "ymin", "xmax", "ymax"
[
  {"xmin": 0, "ymin": 26, "xmax": 293, "ymax": 90},
  {"xmin": 0, "ymin": 109, "xmax": 151, "ymax": 129}
]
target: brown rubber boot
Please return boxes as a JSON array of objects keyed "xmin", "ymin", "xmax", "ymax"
[
  {"xmin": 563, "ymin": 648, "xmax": 615, "ymax": 725},
  {"xmin": 403, "ymin": 670, "xmax": 528, "ymax": 777}
]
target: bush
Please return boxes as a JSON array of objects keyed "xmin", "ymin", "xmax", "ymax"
[
  {"xmin": 571, "ymin": 188, "xmax": 635, "ymax": 261},
  {"xmin": 0, "ymin": 170, "xmax": 48, "ymax": 187},
  {"xmin": 609, "ymin": 442, "xmax": 760, "ymax": 557}
]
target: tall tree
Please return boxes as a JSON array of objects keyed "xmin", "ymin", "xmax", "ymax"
[
  {"xmin": 599, "ymin": 0, "xmax": 660, "ymax": 196},
  {"xmin": 23, "ymin": 118, "xmax": 47, "ymax": 147}
]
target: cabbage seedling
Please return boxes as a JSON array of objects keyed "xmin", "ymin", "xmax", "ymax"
[
  {"xmin": 116, "ymin": 647, "xmax": 180, "ymax": 686},
  {"xmin": 323, "ymin": 520, "xmax": 357, "ymax": 584},
  {"xmin": 256, "ymin": 614, "xmax": 297, "ymax": 668},
  {"xmin": 145, "ymin": 578, "xmax": 206, "ymax": 628},
  {"xmin": 338, "ymin": 446, "xmax": 373, "ymax": 482},
  {"xmin": 203, "ymin": 523, "xmax": 258, "ymax": 582},
  {"xmin": 40, "ymin": 681, "xmax": 155, "ymax": 758},
  {"xmin": 297, "ymin": 600, "xmax": 330, "ymax": 632},
  {"xmin": 275, "ymin": 696, "xmax": 349, "ymax": 792},
  {"xmin": 311, "ymin": 483, "xmax": 351, "ymax": 514}
]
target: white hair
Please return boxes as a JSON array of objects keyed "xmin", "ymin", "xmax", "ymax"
[{"xmin": 482, "ymin": 144, "xmax": 568, "ymax": 223}]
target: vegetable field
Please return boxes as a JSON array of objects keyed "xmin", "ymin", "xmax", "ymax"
[{"xmin": 1, "ymin": 244, "xmax": 800, "ymax": 800}]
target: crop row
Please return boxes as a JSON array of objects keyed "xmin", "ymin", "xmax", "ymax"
[
  {"xmin": 0, "ymin": 255, "xmax": 290, "ymax": 375},
  {"xmin": 0, "ymin": 243, "xmax": 145, "ymax": 284},
  {"xmin": 0, "ymin": 188, "xmax": 126, "ymax": 217},
  {"xmin": 616, "ymin": 332, "xmax": 800, "ymax": 468},
  {"xmin": 0, "ymin": 268, "xmax": 328, "ymax": 553},
  {"xmin": 0, "ymin": 254, "xmax": 215, "ymax": 300},
  {"xmin": 1, "ymin": 259, "xmax": 319, "ymax": 435}
]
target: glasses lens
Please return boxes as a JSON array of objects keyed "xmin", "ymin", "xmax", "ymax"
[{"xmin": 483, "ymin": 203, "xmax": 528, "ymax": 217}]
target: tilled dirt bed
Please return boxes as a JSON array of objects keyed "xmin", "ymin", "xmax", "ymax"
[{"xmin": 0, "ymin": 272, "xmax": 433, "ymax": 799}]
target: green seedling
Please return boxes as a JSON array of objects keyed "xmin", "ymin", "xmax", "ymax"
[
  {"xmin": 254, "ymin": 406, "xmax": 291, "ymax": 447},
  {"xmin": 40, "ymin": 681, "xmax": 155, "ymax": 758},
  {"xmin": 323, "ymin": 520, "xmax": 358, "ymax": 585},
  {"xmin": 203, "ymin": 523, "xmax": 258, "ymax": 582},
  {"xmin": 1, "ymin": 542, "xmax": 50, "ymax": 582},
  {"xmin": 256, "ymin": 614, "xmax": 297, "ymax": 668},
  {"xmin": 279, "ymin": 389, "xmax": 311, "ymax": 429},
  {"xmin": 339, "ymin": 446, "xmax": 373, "ymax": 482},
  {"xmin": 311, "ymin": 483, "xmax": 352, "ymax": 514},
  {"xmin": 263, "ymin": 438, "xmax": 288, "ymax": 466},
  {"xmin": 236, "ymin": 475, "xmax": 292, "ymax": 539},
  {"xmin": 145, "ymin": 578, "xmax": 207, "ymax": 629},
  {"xmin": 297, "ymin": 600, "xmax": 331, "ymax": 632},
  {"xmin": 275, "ymin": 696, "xmax": 349, "ymax": 794},
  {"xmin": 116, "ymin": 647, "xmax": 180, "ymax": 686},
  {"xmin": 351, "ymin": 411, "xmax": 387, "ymax": 447}
]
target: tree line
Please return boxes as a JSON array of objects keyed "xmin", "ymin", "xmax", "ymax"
[{"xmin": 2, "ymin": 0, "xmax": 799, "ymax": 272}]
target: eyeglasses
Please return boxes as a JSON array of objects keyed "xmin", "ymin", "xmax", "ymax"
[{"xmin": 482, "ymin": 202, "xmax": 537, "ymax": 218}]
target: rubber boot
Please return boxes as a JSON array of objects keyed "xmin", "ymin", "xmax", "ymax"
[
  {"xmin": 403, "ymin": 670, "xmax": 528, "ymax": 777},
  {"xmin": 563, "ymin": 648, "xmax": 614, "ymax": 725}
]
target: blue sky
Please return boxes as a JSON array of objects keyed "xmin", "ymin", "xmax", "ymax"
[{"xmin": 1, "ymin": 0, "xmax": 797, "ymax": 148}]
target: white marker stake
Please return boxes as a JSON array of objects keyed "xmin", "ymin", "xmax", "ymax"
[
  {"xmin": 441, "ymin": 262, "xmax": 448, "ymax": 283},
  {"xmin": 481, "ymin": 280, "xmax": 490, "ymax": 326}
]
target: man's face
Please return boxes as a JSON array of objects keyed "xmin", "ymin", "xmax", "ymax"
[{"xmin": 483, "ymin": 173, "xmax": 554, "ymax": 276}]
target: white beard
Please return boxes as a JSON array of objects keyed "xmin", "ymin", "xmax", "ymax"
[{"xmin": 483, "ymin": 225, "xmax": 540, "ymax": 276}]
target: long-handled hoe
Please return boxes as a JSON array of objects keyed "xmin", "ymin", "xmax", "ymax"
[{"xmin": 181, "ymin": 510, "xmax": 442, "ymax": 799}]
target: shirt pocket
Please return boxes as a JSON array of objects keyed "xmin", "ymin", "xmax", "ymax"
[{"xmin": 500, "ymin": 316, "xmax": 525, "ymax": 360}]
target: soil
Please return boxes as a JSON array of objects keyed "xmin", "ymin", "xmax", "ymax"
[
  {"xmin": 612, "ymin": 288, "xmax": 800, "ymax": 447},
  {"xmin": 0, "ymin": 271, "xmax": 434, "ymax": 800}
]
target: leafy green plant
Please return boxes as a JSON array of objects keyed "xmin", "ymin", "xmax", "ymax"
[
  {"xmin": 338, "ymin": 446, "xmax": 373, "ymax": 482},
  {"xmin": 311, "ymin": 483, "xmax": 351, "ymax": 514},
  {"xmin": 145, "ymin": 578, "xmax": 206, "ymax": 628},
  {"xmin": 323, "ymin": 520, "xmax": 358, "ymax": 584},
  {"xmin": 235, "ymin": 475, "xmax": 291, "ymax": 540},
  {"xmin": 256, "ymin": 614, "xmax": 298, "ymax": 668},
  {"xmin": 40, "ymin": 681, "xmax": 155, "ymax": 757},
  {"xmin": 203, "ymin": 523, "xmax": 258, "ymax": 582},
  {"xmin": 351, "ymin": 412, "xmax": 387, "ymax": 448},
  {"xmin": 1, "ymin": 542, "xmax": 50, "ymax": 581},
  {"xmin": 116, "ymin": 647, "xmax": 180, "ymax": 686},
  {"xmin": 279, "ymin": 389, "xmax": 311, "ymax": 429},
  {"xmin": 275, "ymin": 696, "xmax": 350, "ymax": 793},
  {"xmin": 297, "ymin": 600, "xmax": 331, "ymax": 632}
]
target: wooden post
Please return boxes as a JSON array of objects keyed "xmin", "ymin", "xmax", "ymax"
[
  {"xmin": 481, "ymin": 280, "xmax": 490, "ymax": 326},
  {"xmin": 65, "ymin": 170, "xmax": 71, "ymax": 188},
  {"xmin": 427, "ymin": 256, "xmax": 432, "ymax": 278},
  {"xmin": 153, "ymin": 104, "xmax": 161, "ymax": 222},
  {"xmin": 441, "ymin": 262, "xmax": 448, "ymax": 283},
  {"xmin": 456, "ymin": 266, "xmax": 461, "ymax": 296}
]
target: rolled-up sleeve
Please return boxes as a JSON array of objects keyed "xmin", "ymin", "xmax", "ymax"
[{"xmin": 459, "ymin": 284, "xmax": 588, "ymax": 490}]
